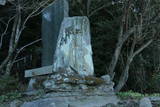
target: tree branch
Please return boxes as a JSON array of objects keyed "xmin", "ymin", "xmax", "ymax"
[
  {"xmin": 0, "ymin": 16, "xmax": 16, "ymax": 49},
  {"xmin": 13, "ymin": 39, "xmax": 42, "ymax": 62},
  {"xmin": 133, "ymin": 39, "xmax": 153, "ymax": 58},
  {"xmin": 89, "ymin": 3, "xmax": 112, "ymax": 17}
]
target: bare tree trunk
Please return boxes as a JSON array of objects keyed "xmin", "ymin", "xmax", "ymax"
[
  {"xmin": 115, "ymin": 36, "xmax": 136, "ymax": 92},
  {"xmin": 108, "ymin": 39, "xmax": 123, "ymax": 80},
  {"xmin": 115, "ymin": 38, "xmax": 153, "ymax": 92},
  {"xmin": 115, "ymin": 56, "xmax": 133, "ymax": 92},
  {"xmin": 108, "ymin": 27, "xmax": 135, "ymax": 80},
  {"xmin": 5, "ymin": 12, "xmax": 22, "ymax": 75},
  {"xmin": 0, "ymin": 14, "xmax": 19, "ymax": 73}
]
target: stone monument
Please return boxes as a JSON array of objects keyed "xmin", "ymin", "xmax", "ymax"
[
  {"xmin": 53, "ymin": 16, "xmax": 94, "ymax": 76},
  {"xmin": 41, "ymin": 0, "xmax": 69, "ymax": 66}
]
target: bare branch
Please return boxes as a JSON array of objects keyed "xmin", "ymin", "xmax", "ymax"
[
  {"xmin": 14, "ymin": 39, "xmax": 41, "ymax": 61},
  {"xmin": 122, "ymin": 26, "xmax": 136, "ymax": 43},
  {"xmin": 15, "ymin": 0, "xmax": 52, "ymax": 46},
  {"xmin": 108, "ymin": 26, "xmax": 135, "ymax": 79},
  {"xmin": 133, "ymin": 39, "xmax": 153, "ymax": 58},
  {"xmin": 89, "ymin": 3, "xmax": 112, "ymax": 17},
  {"xmin": 29, "ymin": 0, "xmax": 55, "ymax": 17},
  {"xmin": 22, "ymin": 0, "xmax": 51, "ymax": 28},
  {"xmin": 0, "ymin": 16, "xmax": 16, "ymax": 49}
]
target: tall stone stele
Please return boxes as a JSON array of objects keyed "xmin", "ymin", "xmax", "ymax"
[
  {"xmin": 41, "ymin": 0, "xmax": 69, "ymax": 66},
  {"xmin": 53, "ymin": 16, "xmax": 94, "ymax": 76}
]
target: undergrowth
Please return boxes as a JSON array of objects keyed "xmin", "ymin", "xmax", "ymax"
[
  {"xmin": 0, "ymin": 91, "xmax": 22, "ymax": 103},
  {"xmin": 117, "ymin": 90, "xmax": 160, "ymax": 99}
]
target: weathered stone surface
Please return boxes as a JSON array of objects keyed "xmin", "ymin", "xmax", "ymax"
[
  {"xmin": 67, "ymin": 96, "xmax": 118, "ymax": 107},
  {"xmin": 43, "ymin": 79, "xmax": 56, "ymax": 89},
  {"xmin": 149, "ymin": 96, "xmax": 160, "ymax": 102},
  {"xmin": 21, "ymin": 98, "xmax": 57, "ymax": 107},
  {"xmin": 79, "ymin": 84, "xmax": 88, "ymax": 90},
  {"xmin": 26, "ymin": 75, "xmax": 49, "ymax": 93},
  {"xmin": 10, "ymin": 100, "xmax": 22, "ymax": 107},
  {"xmin": 149, "ymin": 96, "xmax": 160, "ymax": 106},
  {"xmin": 41, "ymin": 0, "xmax": 69, "ymax": 66},
  {"xmin": 25, "ymin": 65, "xmax": 53, "ymax": 77},
  {"xmin": 37, "ymin": 69, "xmax": 116, "ymax": 94},
  {"xmin": 139, "ymin": 97, "xmax": 152, "ymax": 107},
  {"xmin": 103, "ymin": 103, "xmax": 117, "ymax": 107},
  {"xmin": 27, "ymin": 78, "xmax": 36, "ymax": 91},
  {"xmin": 0, "ymin": 0, "xmax": 6, "ymax": 5},
  {"xmin": 117, "ymin": 99, "xmax": 139, "ymax": 107},
  {"xmin": 21, "ymin": 95, "xmax": 119, "ymax": 107},
  {"xmin": 101, "ymin": 75, "xmax": 111, "ymax": 84},
  {"xmin": 53, "ymin": 16, "xmax": 94, "ymax": 76},
  {"xmin": 42, "ymin": 70, "xmax": 105, "ymax": 89},
  {"xmin": 98, "ymin": 84, "xmax": 114, "ymax": 92}
]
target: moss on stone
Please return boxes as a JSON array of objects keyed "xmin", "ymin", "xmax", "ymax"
[{"xmin": 84, "ymin": 76, "xmax": 105, "ymax": 86}]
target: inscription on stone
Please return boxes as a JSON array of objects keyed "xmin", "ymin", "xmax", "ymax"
[{"xmin": 53, "ymin": 16, "xmax": 94, "ymax": 76}]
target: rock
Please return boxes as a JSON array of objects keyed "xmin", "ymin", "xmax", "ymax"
[
  {"xmin": 59, "ymin": 83, "xmax": 72, "ymax": 90},
  {"xmin": 43, "ymin": 70, "xmax": 107, "ymax": 91},
  {"xmin": 26, "ymin": 66, "xmax": 53, "ymax": 92},
  {"xmin": 103, "ymin": 103, "xmax": 117, "ymax": 107},
  {"xmin": 49, "ymin": 69, "xmax": 105, "ymax": 86},
  {"xmin": 10, "ymin": 100, "xmax": 22, "ymax": 107},
  {"xmin": 53, "ymin": 16, "xmax": 94, "ymax": 76},
  {"xmin": 117, "ymin": 99, "xmax": 139, "ymax": 107},
  {"xmin": 84, "ymin": 76, "xmax": 104, "ymax": 85},
  {"xmin": 43, "ymin": 80, "xmax": 56, "ymax": 89},
  {"xmin": 127, "ymin": 100, "xmax": 139, "ymax": 107},
  {"xmin": 21, "ymin": 98, "xmax": 57, "ymax": 107},
  {"xmin": 98, "ymin": 75, "xmax": 115, "ymax": 92},
  {"xmin": 149, "ymin": 96, "xmax": 160, "ymax": 101},
  {"xmin": 27, "ymin": 76, "xmax": 48, "ymax": 91},
  {"xmin": 27, "ymin": 78, "xmax": 36, "ymax": 91},
  {"xmin": 139, "ymin": 97, "xmax": 152, "ymax": 107},
  {"xmin": 20, "ymin": 95, "xmax": 119, "ymax": 107},
  {"xmin": 67, "ymin": 95, "xmax": 119, "ymax": 107},
  {"xmin": 98, "ymin": 84, "xmax": 114, "ymax": 92},
  {"xmin": 41, "ymin": 0, "xmax": 69, "ymax": 66},
  {"xmin": 101, "ymin": 75, "xmax": 111, "ymax": 84},
  {"xmin": 149, "ymin": 96, "xmax": 160, "ymax": 106},
  {"xmin": 79, "ymin": 84, "xmax": 88, "ymax": 90}
]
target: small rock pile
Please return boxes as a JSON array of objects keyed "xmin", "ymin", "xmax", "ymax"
[{"xmin": 41, "ymin": 68, "xmax": 114, "ymax": 93}]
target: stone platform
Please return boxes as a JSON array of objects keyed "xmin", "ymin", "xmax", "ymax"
[
  {"xmin": 21, "ymin": 90, "xmax": 118, "ymax": 107},
  {"xmin": 21, "ymin": 69, "xmax": 118, "ymax": 107}
]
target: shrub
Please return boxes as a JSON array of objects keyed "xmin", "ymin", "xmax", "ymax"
[{"xmin": 0, "ymin": 75, "xmax": 19, "ymax": 95}]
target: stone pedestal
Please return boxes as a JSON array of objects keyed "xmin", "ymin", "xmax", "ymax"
[{"xmin": 22, "ymin": 73, "xmax": 117, "ymax": 107}]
